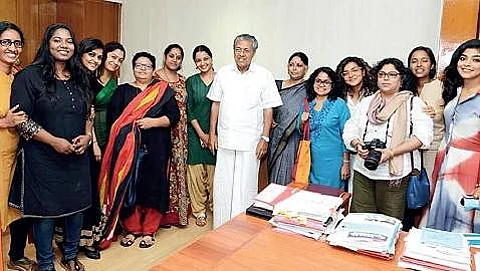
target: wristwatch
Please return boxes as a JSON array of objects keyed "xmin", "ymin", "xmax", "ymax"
[{"xmin": 260, "ymin": 135, "xmax": 270, "ymax": 143}]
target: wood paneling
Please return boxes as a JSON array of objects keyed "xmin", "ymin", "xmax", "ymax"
[
  {"xmin": 57, "ymin": 0, "xmax": 121, "ymax": 43},
  {"xmin": 437, "ymin": 0, "xmax": 480, "ymax": 71},
  {"xmin": 0, "ymin": 0, "xmax": 18, "ymax": 22}
]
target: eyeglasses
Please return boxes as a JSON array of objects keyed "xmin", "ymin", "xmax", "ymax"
[
  {"xmin": 314, "ymin": 79, "xmax": 332, "ymax": 86},
  {"xmin": 378, "ymin": 71, "xmax": 400, "ymax": 79},
  {"xmin": 0, "ymin": 39, "xmax": 23, "ymax": 48},
  {"xmin": 134, "ymin": 63, "xmax": 153, "ymax": 70},
  {"xmin": 341, "ymin": 67, "xmax": 362, "ymax": 78},
  {"xmin": 234, "ymin": 47, "xmax": 252, "ymax": 55}
]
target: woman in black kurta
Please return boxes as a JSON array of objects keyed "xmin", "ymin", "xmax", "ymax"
[
  {"xmin": 102, "ymin": 52, "xmax": 179, "ymax": 249},
  {"xmin": 9, "ymin": 24, "xmax": 91, "ymax": 271}
]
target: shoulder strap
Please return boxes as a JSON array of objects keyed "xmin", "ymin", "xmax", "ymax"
[
  {"xmin": 302, "ymin": 99, "xmax": 310, "ymax": 140},
  {"xmin": 409, "ymin": 96, "xmax": 423, "ymax": 169}
]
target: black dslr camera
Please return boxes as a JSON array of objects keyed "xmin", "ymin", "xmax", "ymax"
[{"xmin": 363, "ymin": 139, "xmax": 386, "ymax": 170}]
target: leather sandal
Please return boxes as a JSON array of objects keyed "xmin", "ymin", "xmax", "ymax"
[
  {"xmin": 139, "ymin": 235, "xmax": 155, "ymax": 249},
  {"xmin": 195, "ymin": 216, "xmax": 207, "ymax": 227},
  {"xmin": 120, "ymin": 233, "xmax": 138, "ymax": 247}
]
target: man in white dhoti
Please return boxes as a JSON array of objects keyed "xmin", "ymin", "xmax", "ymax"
[{"xmin": 207, "ymin": 34, "xmax": 282, "ymax": 228}]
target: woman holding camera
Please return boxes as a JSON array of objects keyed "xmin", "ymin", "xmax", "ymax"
[{"xmin": 343, "ymin": 58, "xmax": 433, "ymax": 220}]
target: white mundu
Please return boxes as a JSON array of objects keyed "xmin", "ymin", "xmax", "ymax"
[{"xmin": 208, "ymin": 63, "xmax": 282, "ymax": 228}]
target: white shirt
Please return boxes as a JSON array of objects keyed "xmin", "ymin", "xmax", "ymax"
[
  {"xmin": 342, "ymin": 94, "xmax": 433, "ymax": 180},
  {"xmin": 207, "ymin": 63, "xmax": 282, "ymax": 151}
]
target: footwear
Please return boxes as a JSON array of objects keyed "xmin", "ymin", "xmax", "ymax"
[
  {"xmin": 120, "ymin": 233, "xmax": 138, "ymax": 247},
  {"xmin": 195, "ymin": 216, "xmax": 207, "ymax": 227},
  {"xmin": 79, "ymin": 245, "xmax": 101, "ymax": 260},
  {"xmin": 60, "ymin": 258, "xmax": 84, "ymax": 271},
  {"xmin": 7, "ymin": 257, "xmax": 39, "ymax": 271},
  {"xmin": 138, "ymin": 235, "xmax": 155, "ymax": 249}
]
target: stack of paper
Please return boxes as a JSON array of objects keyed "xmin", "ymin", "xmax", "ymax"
[
  {"xmin": 327, "ymin": 213, "xmax": 403, "ymax": 259},
  {"xmin": 246, "ymin": 183, "xmax": 300, "ymax": 220},
  {"xmin": 398, "ymin": 228, "xmax": 471, "ymax": 271},
  {"xmin": 268, "ymin": 190, "xmax": 344, "ymax": 240}
]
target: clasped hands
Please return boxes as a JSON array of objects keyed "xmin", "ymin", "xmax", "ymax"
[{"xmin": 52, "ymin": 134, "xmax": 91, "ymax": 155}]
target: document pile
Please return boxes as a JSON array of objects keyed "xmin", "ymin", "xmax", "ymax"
[
  {"xmin": 327, "ymin": 213, "xmax": 402, "ymax": 259},
  {"xmin": 246, "ymin": 183, "xmax": 300, "ymax": 220},
  {"xmin": 268, "ymin": 189, "xmax": 344, "ymax": 240},
  {"xmin": 398, "ymin": 228, "xmax": 471, "ymax": 271}
]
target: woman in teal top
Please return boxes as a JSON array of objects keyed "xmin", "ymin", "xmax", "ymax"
[
  {"xmin": 299, "ymin": 67, "xmax": 351, "ymax": 190},
  {"xmin": 186, "ymin": 45, "xmax": 216, "ymax": 227}
]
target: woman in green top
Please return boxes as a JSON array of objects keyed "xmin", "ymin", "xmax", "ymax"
[
  {"xmin": 186, "ymin": 45, "xmax": 216, "ymax": 227},
  {"xmin": 93, "ymin": 42, "xmax": 125, "ymax": 155}
]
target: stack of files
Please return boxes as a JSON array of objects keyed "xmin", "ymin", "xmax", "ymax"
[
  {"xmin": 268, "ymin": 190, "xmax": 345, "ymax": 240},
  {"xmin": 326, "ymin": 213, "xmax": 402, "ymax": 259},
  {"xmin": 462, "ymin": 233, "xmax": 480, "ymax": 249},
  {"xmin": 398, "ymin": 228, "xmax": 471, "ymax": 271},
  {"xmin": 246, "ymin": 183, "xmax": 300, "ymax": 220}
]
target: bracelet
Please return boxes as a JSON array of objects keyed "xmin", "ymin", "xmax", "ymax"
[
  {"xmin": 92, "ymin": 140, "xmax": 97, "ymax": 144},
  {"xmin": 386, "ymin": 148, "xmax": 395, "ymax": 160},
  {"xmin": 343, "ymin": 159, "xmax": 350, "ymax": 163}
]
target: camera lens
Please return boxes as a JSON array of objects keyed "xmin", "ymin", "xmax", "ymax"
[{"xmin": 364, "ymin": 149, "xmax": 382, "ymax": 170}]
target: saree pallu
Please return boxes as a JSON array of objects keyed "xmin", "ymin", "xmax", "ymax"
[
  {"xmin": 161, "ymin": 77, "xmax": 190, "ymax": 226},
  {"xmin": 267, "ymin": 81, "xmax": 306, "ymax": 185},
  {"xmin": 94, "ymin": 77, "xmax": 117, "ymax": 149},
  {"xmin": 97, "ymin": 81, "xmax": 168, "ymax": 249}
]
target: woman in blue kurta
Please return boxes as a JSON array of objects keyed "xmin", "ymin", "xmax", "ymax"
[{"xmin": 299, "ymin": 67, "xmax": 350, "ymax": 189}]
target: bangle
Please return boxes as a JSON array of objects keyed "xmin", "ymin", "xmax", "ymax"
[
  {"xmin": 343, "ymin": 159, "xmax": 350, "ymax": 162},
  {"xmin": 92, "ymin": 140, "xmax": 97, "ymax": 144},
  {"xmin": 386, "ymin": 148, "xmax": 395, "ymax": 160}
]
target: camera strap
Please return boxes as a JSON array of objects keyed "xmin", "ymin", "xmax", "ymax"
[{"xmin": 361, "ymin": 118, "xmax": 391, "ymax": 144}]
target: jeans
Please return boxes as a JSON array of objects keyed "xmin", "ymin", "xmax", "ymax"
[
  {"xmin": 8, "ymin": 218, "xmax": 33, "ymax": 261},
  {"xmin": 33, "ymin": 212, "xmax": 83, "ymax": 271}
]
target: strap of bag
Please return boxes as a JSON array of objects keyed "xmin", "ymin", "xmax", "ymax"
[
  {"xmin": 302, "ymin": 99, "xmax": 310, "ymax": 141},
  {"xmin": 409, "ymin": 96, "xmax": 423, "ymax": 169}
]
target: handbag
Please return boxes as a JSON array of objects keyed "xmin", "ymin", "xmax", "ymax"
[
  {"xmin": 291, "ymin": 99, "xmax": 311, "ymax": 185},
  {"xmin": 406, "ymin": 96, "xmax": 430, "ymax": 209}
]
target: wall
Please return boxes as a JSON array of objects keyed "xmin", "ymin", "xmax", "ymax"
[
  {"xmin": 121, "ymin": 0, "xmax": 442, "ymax": 82},
  {"xmin": 0, "ymin": 0, "xmax": 121, "ymax": 66}
]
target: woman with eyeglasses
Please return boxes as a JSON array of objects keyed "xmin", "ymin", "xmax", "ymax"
[
  {"xmin": 343, "ymin": 58, "xmax": 433, "ymax": 220},
  {"xmin": 153, "ymin": 44, "xmax": 189, "ymax": 227},
  {"xmin": 0, "ymin": 21, "xmax": 38, "ymax": 271},
  {"xmin": 336, "ymin": 56, "xmax": 375, "ymax": 113},
  {"xmin": 98, "ymin": 52, "xmax": 180, "ymax": 249},
  {"xmin": 10, "ymin": 23, "xmax": 92, "ymax": 271},
  {"xmin": 426, "ymin": 39, "xmax": 480, "ymax": 233},
  {"xmin": 268, "ymin": 52, "xmax": 308, "ymax": 185},
  {"xmin": 299, "ymin": 67, "xmax": 350, "ymax": 189},
  {"xmin": 335, "ymin": 56, "xmax": 375, "ymax": 193}
]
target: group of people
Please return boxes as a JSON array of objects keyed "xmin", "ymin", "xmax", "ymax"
[{"xmin": 0, "ymin": 19, "xmax": 479, "ymax": 271}]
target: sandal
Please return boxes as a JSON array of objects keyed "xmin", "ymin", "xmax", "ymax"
[
  {"xmin": 139, "ymin": 235, "xmax": 155, "ymax": 249},
  {"xmin": 120, "ymin": 233, "xmax": 138, "ymax": 247},
  {"xmin": 195, "ymin": 216, "xmax": 207, "ymax": 227}
]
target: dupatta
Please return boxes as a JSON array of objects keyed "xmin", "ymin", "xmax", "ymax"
[
  {"xmin": 98, "ymin": 80, "xmax": 169, "ymax": 249},
  {"xmin": 95, "ymin": 77, "xmax": 117, "ymax": 105}
]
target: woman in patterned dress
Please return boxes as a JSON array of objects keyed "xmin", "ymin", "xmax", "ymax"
[
  {"xmin": 154, "ymin": 44, "xmax": 189, "ymax": 226},
  {"xmin": 427, "ymin": 39, "xmax": 480, "ymax": 233}
]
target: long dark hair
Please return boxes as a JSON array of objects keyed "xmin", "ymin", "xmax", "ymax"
[
  {"xmin": 306, "ymin": 67, "xmax": 343, "ymax": 101},
  {"xmin": 32, "ymin": 23, "xmax": 91, "ymax": 104},
  {"xmin": 370, "ymin": 58, "xmax": 417, "ymax": 96},
  {"xmin": 443, "ymin": 39, "xmax": 480, "ymax": 104},
  {"xmin": 336, "ymin": 56, "xmax": 375, "ymax": 99},
  {"xmin": 76, "ymin": 38, "xmax": 104, "ymax": 80},
  {"xmin": 407, "ymin": 46, "xmax": 437, "ymax": 80}
]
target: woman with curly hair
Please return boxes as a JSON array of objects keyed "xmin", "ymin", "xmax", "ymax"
[
  {"xmin": 427, "ymin": 39, "xmax": 480, "ymax": 233},
  {"xmin": 343, "ymin": 58, "xmax": 433, "ymax": 220},
  {"xmin": 299, "ymin": 67, "xmax": 350, "ymax": 189}
]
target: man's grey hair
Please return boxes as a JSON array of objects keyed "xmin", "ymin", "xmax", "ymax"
[{"xmin": 233, "ymin": 34, "xmax": 258, "ymax": 51}]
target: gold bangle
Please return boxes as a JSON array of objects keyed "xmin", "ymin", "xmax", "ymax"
[{"xmin": 386, "ymin": 148, "xmax": 395, "ymax": 160}]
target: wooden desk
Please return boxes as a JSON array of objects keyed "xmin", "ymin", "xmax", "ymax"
[{"xmin": 151, "ymin": 214, "xmax": 406, "ymax": 271}]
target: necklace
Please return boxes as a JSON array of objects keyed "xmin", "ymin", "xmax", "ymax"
[{"xmin": 162, "ymin": 67, "xmax": 178, "ymax": 83}]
